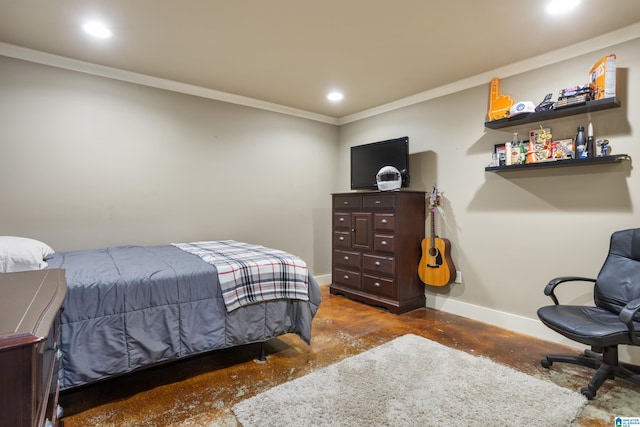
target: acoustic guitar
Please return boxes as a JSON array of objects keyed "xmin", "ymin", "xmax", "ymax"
[{"xmin": 418, "ymin": 186, "xmax": 456, "ymax": 287}]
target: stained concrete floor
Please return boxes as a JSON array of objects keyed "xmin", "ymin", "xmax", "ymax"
[{"xmin": 60, "ymin": 285, "xmax": 639, "ymax": 426}]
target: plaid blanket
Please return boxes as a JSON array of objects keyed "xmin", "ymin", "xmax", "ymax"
[{"xmin": 173, "ymin": 240, "xmax": 309, "ymax": 312}]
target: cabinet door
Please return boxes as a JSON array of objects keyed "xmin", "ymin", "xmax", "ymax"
[{"xmin": 352, "ymin": 213, "xmax": 372, "ymax": 251}]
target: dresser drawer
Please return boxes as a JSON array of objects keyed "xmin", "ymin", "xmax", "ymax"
[
  {"xmin": 333, "ymin": 231, "xmax": 351, "ymax": 249},
  {"xmin": 374, "ymin": 234, "xmax": 395, "ymax": 253},
  {"xmin": 334, "ymin": 212, "xmax": 352, "ymax": 229},
  {"xmin": 334, "ymin": 250, "xmax": 361, "ymax": 269},
  {"xmin": 363, "ymin": 195, "xmax": 396, "ymax": 210},
  {"xmin": 334, "ymin": 196, "xmax": 361, "ymax": 210},
  {"xmin": 333, "ymin": 267, "xmax": 360, "ymax": 290},
  {"xmin": 363, "ymin": 275, "xmax": 394, "ymax": 298},
  {"xmin": 374, "ymin": 213, "xmax": 395, "ymax": 231},
  {"xmin": 363, "ymin": 254, "xmax": 395, "ymax": 276}
]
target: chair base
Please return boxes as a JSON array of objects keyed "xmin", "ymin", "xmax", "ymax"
[{"xmin": 541, "ymin": 346, "xmax": 640, "ymax": 399}]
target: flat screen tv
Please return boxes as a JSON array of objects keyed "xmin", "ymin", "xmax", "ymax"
[{"xmin": 350, "ymin": 136, "xmax": 410, "ymax": 190}]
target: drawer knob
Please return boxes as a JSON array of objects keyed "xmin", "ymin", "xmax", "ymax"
[
  {"xmin": 344, "ymin": 201, "xmax": 349, "ymax": 205},
  {"xmin": 374, "ymin": 282, "xmax": 381, "ymax": 287},
  {"xmin": 374, "ymin": 261, "xmax": 381, "ymax": 266},
  {"xmin": 339, "ymin": 217, "xmax": 345, "ymax": 222},
  {"xmin": 381, "ymin": 219, "xmax": 388, "ymax": 224},
  {"xmin": 381, "ymin": 240, "xmax": 388, "ymax": 246},
  {"xmin": 375, "ymin": 200, "xmax": 381, "ymax": 204},
  {"xmin": 339, "ymin": 236, "xmax": 345, "ymax": 241},
  {"xmin": 344, "ymin": 275, "xmax": 349, "ymax": 280},
  {"xmin": 344, "ymin": 256, "xmax": 349, "ymax": 260}
]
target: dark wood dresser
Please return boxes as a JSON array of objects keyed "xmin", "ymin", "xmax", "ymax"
[
  {"xmin": 330, "ymin": 191, "xmax": 426, "ymax": 314},
  {"xmin": 0, "ymin": 269, "xmax": 67, "ymax": 427}
]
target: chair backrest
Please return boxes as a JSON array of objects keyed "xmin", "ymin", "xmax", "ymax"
[{"xmin": 594, "ymin": 228, "xmax": 640, "ymax": 317}]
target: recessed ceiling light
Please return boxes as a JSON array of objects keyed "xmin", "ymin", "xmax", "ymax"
[
  {"xmin": 82, "ymin": 20, "xmax": 113, "ymax": 38},
  {"xmin": 545, "ymin": 0, "xmax": 581, "ymax": 15},
  {"xmin": 327, "ymin": 91, "xmax": 344, "ymax": 102}
]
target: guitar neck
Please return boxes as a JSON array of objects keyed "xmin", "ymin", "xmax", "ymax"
[{"xmin": 430, "ymin": 206, "xmax": 436, "ymax": 249}]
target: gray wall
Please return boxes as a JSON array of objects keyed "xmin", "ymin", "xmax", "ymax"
[
  {"xmin": 339, "ymin": 37, "xmax": 640, "ymax": 361},
  {"xmin": 0, "ymin": 56, "xmax": 337, "ymax": 275}
]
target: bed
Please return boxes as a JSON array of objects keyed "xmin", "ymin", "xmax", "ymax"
[{"xmin": 41, "ymin": 240, "xmax": 322, "ymax": 390}]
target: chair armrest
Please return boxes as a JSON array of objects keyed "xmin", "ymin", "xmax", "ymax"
[
  {"xmin": 618, "ymin": 298, "xmax": 640, "ymax": 346},
  {"xmin": 544, "ymin": 276, "xmax": 597, "ymax": 305}
]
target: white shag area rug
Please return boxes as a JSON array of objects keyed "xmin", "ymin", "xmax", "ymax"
[{"xmin": 233, "ymin": 334, "xmax": 586, "ymax": 426}]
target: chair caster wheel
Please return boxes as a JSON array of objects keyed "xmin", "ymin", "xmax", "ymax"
[
  {"xmin": 580, "ymin": 387, "xmax": 596, "ymax": 400},
  {"xmin": 541, "ymin": 358, "xmax": 552, "ymax": 368}
]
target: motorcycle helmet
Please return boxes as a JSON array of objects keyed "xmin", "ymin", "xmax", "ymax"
[{"xmin": 376, "ymin": 166, "xmax": 402, "ymax": 191}]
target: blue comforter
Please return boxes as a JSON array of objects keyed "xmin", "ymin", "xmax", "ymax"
[{"xmin": 47, "ymin": 244, "xmax": 321, "ymax": 390}]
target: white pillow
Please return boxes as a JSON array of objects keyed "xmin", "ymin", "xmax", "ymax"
[{"xmin": 0, "ymin": 236, "xmax": 55, "ymax": 273}]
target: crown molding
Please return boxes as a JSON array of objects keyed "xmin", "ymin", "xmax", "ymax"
[
  {"xmin": 2, "ymin": 21, "xmax": 639, "ymax": 127},
  {"xmin": 0, "ymin": 42, "xmax": 339, "ymax": 126},
  {"xmin": 338, "ymin": 21, "xmax": 640, "ymax": 125}
]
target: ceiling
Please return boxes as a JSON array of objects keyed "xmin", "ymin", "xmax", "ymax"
[{"xmin": 1, "ymin": 1, "xmax": 640, "ymax": 121}]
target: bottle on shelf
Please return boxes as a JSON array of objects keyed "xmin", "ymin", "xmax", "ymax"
[
  {"xmin": 587, "ymin": 122, "xmax": 595, "ymax": 158},
  {"xmin": 509, "ymin": 132, "xmax": 522, "ymax": 165},
  {"xmin": 526, "ymin": 139, "xmax": 538, "ymax": 164},
  {"xmin": 575, "ymin": 125, "xmax": 586, "ymax": 158}
]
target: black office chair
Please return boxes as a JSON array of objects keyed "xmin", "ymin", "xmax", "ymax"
[{"xmin": 537, "ymin": 228, "xmax": 640, "ymax": 399}]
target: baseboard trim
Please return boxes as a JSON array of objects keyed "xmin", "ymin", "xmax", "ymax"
[
  {"xmin": 426, "ymin": 294, "xmax": 640, "ymax": 363},
  {"xmin": 318, "ymin": 274, "xmax": 576, "ymax": 347},
  {"xmin": 313, "ymin": 274, "xmax": 331, "ymax": 286},
  {"xmin": 425, "ymin": 293, "xmax": 583, "ymax": 350},
  {"xmin": 320, "ymin": 274, "xmax": 638, "ymax": 362}
]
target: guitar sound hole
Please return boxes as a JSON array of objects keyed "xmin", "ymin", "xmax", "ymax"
[{"xmin": 428, "ymin": 248, "xmax": 438, "ymax": 257}]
